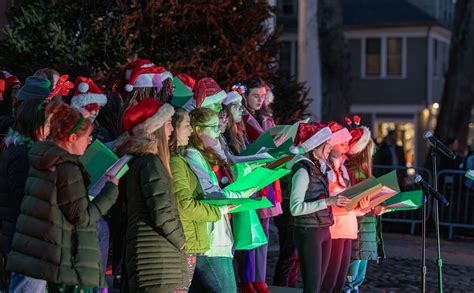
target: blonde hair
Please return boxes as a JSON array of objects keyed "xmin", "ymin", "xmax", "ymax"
[
  {"xmin": 153, "ymin": 126, "xmax": 172, "ymax": 176},
  {"xmin": 348, "ymin": 139, "xmax": 375, "ymax": 178}
]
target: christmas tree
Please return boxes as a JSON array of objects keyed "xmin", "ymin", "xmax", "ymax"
[{"xmin": 0, "ymin": 0, "xmax": 309, "ymax": 122}]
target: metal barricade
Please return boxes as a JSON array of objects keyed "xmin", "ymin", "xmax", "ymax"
[
  {"xmin": 372, "ymin": 165, "xmax": 432, "ymax": 235},
  {"xmin": 437, "ymin": 169, "xmax": 474, "ymax": 240}
]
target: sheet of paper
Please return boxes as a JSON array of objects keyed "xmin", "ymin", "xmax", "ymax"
[
  {"xmin": 88, "ymin": 155, "xmax": 132, "ymax": 197},
  {"xmin": 201, "ymin": 197, "xmax": 273, "ymax": 213},
  {"xmin": 382, "ymin": 190, "xmax": 422, "ymax": 211},
  {"xmin": 240, "ymin": 132, "xmax": 276, "ymax": 156},
  {"xmin": 224, "ymin": 167, "xmax": 291, "ymax": 193}
]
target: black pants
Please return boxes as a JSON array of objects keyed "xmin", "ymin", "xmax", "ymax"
[
  {"xmin": 294, "ymin": 226, "xmax": 332, "ymax": 293},
  {"xmin": 322, "ymin": 238, "xmax": 353, "ymax": 292},
  {"xmin": 273, "ymin": 200, "xmax": 299, "ymax": 287}
]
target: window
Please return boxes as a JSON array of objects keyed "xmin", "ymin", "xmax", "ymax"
[
  {"xmin": 365, "ymin": 38, "xmax": 381, "ymax": 76},
  {"xmin": 387, "ymin": 38, "xmax": 402, "ymax": 76},
  {"xmin": 279, "ymin": 41, "xmax": 292, "ymax": 77},
  {"xmin": 362, "ymin": 37, "xmax": 405, "ymax": 78}
]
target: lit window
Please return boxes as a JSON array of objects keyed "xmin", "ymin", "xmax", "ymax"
[
  {"xmin": 387, "ymin": 38, "xmax": 402, "ymax": 76},
  {"xmin": 366, "ymin": 38, "xmax": 381, "ymax": 76}
]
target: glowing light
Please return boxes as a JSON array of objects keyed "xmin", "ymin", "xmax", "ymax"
[{"xmin": 432, "ymin": 103, "xmax": 440, "ymax": 109}]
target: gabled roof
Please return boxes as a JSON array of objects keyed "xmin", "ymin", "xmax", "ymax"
[{"xmin": 342, "ymin": 0, "xmax": 443, "ymax": 29}]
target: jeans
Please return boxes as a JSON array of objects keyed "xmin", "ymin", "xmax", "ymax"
[
  {"xmin": 189, "ymin": 256, "xmax": 236, "ymax": 293},
  {"xmin": 93, "ymin": 217, "xmax": 110, "ymax": 293},
  {"xmin": 344, "ymin": 260, "xmax": 368, "ymax": 292},
  {"xmin": 9, "ymin": 272, "xmax": 46, "ymax": 293}
]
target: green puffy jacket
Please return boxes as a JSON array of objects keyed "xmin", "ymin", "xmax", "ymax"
[
  {"xmin": 170, "ymin": 155, "xmax": 221, "ymax": 253},
  {"xmin": 6, "ymin": 141, "xmax": 118, "ymax": 288},
  {"xmin": 116, "ymin": 136, "xmax": 188, "ymax": 293}
]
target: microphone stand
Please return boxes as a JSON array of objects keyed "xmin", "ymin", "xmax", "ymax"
[
  {"xmin": 431, "ymin": 146, "xmax": 444, "ymax": 292},
  {"xmin": 421, "ymin": 191, "xmax": 427, "ymax": 292}
]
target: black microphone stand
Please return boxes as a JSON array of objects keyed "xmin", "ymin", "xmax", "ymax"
[
  {"xmin": 421, "ymin": 190, "xmax": 427, "ymax": 292},
  {"xmin": 431, "ymin": 145, "xmax": 444, "ymax": 292}
]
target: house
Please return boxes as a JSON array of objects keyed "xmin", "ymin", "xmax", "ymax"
[{"xmin": 277, "ymin": 0, "xmax": 455, "ymax": 167}]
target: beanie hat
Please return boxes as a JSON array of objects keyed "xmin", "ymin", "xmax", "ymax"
[
  {"xmin": 290, "ymin": 122, "xmax": 332, "ymax": 154},
  {"xmin": 122, "ymin": 97, "xmax": 175, "ymax": 136},
  {"xmin": 171, "ymin": 77, "xmax": 194, "ymax": 111},
  {"xmin": 325, "ymin": 121, "xmax": 352, "ymax": 146},
  {"xmin": 193, "ymin": 78, "xmax": 226, "ymax": 108},
  {"xmin": 176, "ymin": 73, "xmax": 196, "ymax": 90},
  {"xmin": 16, "ymin": 76, "xmax": 51, "ymax": 101},
  {"xmin": 70, "ymin": 76, "xmax": 107, "ymax": 112}
]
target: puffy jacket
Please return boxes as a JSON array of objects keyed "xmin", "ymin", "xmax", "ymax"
[
  {"xmin": 116, "ymin": 136, "xmax": 188, "ymax": 292},
  {"xmin": 0, "ymin": 144, "xmax": 30, "ymax": 254},
  {"xmin": 287, "ymin": 156, "xmax": 334, "ymax": 228},
  {"xmin": 170, "ymin": 155, "xmax": 221, "ymax": 253},
  {"xmin": 6, "ymin": 141, "xmax": 118, "ymax": 288}
]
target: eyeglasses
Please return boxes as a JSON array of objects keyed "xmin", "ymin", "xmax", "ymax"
[
  {"xmin": 231, "ymin": 104, "xmax": 244, "ymax": 111},
  {"xmin": 200, "ymin": 124, "xmax": 220, "ymax": 132}
]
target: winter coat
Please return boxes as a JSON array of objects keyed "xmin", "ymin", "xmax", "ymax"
[
  {"xmin": 6, "ymin": 141, "xmax": 119, "ymax": 288},
  {"xmin": 170, "ymin": 154, "xmax": 221, "ymax": 253},
  {"xmin": 349, "ymin": 168, "xmax": 385, "ymax": 261},
  {"xmin": 185, "ymin": 147, "xmax": 251, "ymax": 258},
  {"xmin": 0, "ymin": 143, "xmax": 30, "ymax": 254},
  {"xmin": 116, "ymin": 136, "xmax": 187, "ymax": 293},
  {"xmin": 287, "ymin": 155, "xmax": 334, "ymax": 228}
]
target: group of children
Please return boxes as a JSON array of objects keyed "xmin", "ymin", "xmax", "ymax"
[{"xmin": 0, "ymin": 60, "xmax": 385, "ymax": 293}]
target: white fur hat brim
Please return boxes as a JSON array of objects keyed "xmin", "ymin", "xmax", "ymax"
[
  {"xmin": 132, "ymin": 103, "xmax": 175, "ymax": 136},
  {"xmin": 223, "ymin": 91, "xmax": 243, "ymax": 106},
  {"xmin": 349, "ymin": 126, "xmax": 371, "ymax": 155},
  {"xmin": 290, "ymin": 127, "xmax": 332, "ymax": 154},
  {"xmin": 329, "ymin": 128, "xmax": 352, "ymax": 146},
  {"xmin": 201, "ymin": 90, "xmax": 227, "ymax": 108},
  {"xmin": 71, "ymin": 93, "xmax": 108, "ymax": 109}
]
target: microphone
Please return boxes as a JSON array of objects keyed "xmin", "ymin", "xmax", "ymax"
[
  {"xmin": 423, "ymin": 131, "xmax": 456, "ymax": 160},
  {"xmin": 414, "ymin": 175, "xmax": 449, "ymax": 206}
]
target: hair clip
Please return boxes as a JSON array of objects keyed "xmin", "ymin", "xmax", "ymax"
[{"xmin": 231, "ymin": 83, "xmax": 247, "ymax": 95}]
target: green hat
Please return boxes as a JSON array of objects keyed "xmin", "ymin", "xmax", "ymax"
[
  {"xmin": 171, "ymin": 77, "xmax": 194, "ymax": 110},
  {"xmin": 17, "ymin": 76, "xmax": 51, "ymax": 101}
]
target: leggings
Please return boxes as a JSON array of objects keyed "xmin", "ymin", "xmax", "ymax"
[
  {"xmin": 293, "ymin": 226, "xmax": 332, "ymax": 293},
  {"xmin": 322, "ymin": 238, "xmax": 353, "ymax": 292}
]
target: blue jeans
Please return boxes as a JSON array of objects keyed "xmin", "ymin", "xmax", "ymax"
[
  {"xmin": 9, "ymin": 272, "xmax": 46, "ymax": 293},
  {"xmin": 189, "ymin": 256, "xmax": 236, "ymax": 293},
  {"xmin": 93, "ymin": 217, "xmax": 110, "ymax": 293},
  {"xmin": 344, "ymin": 260, "xmax": 368, "ymax": 292}
]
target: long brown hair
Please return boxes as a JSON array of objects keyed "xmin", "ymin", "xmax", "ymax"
[
  {"xmin": 152, "ymin": 126, "xmax": 172, "ymax": 176},
  {"xmin": 348, "ymin": 139, "xmax": 375, "ymax": 178},
  {"xmin": 224, "ymin": 103, "xmax": 246, "ymax": 154},
  {"xmin": 169, "ymin": 108, "xmax": 188, "ymax": 155},
  {"xmin": 188, "ymin": 107, "xmax": 227, "ymax": 166}
]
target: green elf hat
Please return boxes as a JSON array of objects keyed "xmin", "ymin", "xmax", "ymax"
[{"xmin": 171, "ymin": 77, "xmax": 194, "ymax": 111}]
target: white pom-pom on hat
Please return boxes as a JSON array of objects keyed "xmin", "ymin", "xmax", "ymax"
[
  {"xmin": 78, "ymin": 82, "xmax": 89, "ymax": 94},
  {"xmin": 125, "ymin": 84, "xmax": 134, "ymax": 92},
  {"xmin": 289, "ymin": 145, "xmax": 301, "ymax": 155}
]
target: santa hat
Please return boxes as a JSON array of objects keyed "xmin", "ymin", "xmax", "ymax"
[
  {"xmin": 176, "ymin": 73, "xmax": 196, "ymax": 90},
  {"xmin": 325, "ymin": 122, "xmax": 352, "ymax": 146},
  {"xmin": 122, "ymin": 97, "xmax": 175, "ymax": 136},
  {"xmin": 223, "ymin": 83, "xmax": 245, "ymax": 106},
  {"xmin": 0, "ymin": 71, "xmax": 21, "ymax": 101},
  {"xmin": 124, "ymin": 59, "xmax": 155, "ymax": 80},
  {"xmin": 349, "ymin": 126, "xmax": 371, "ymax": 155},
  {"xmin": 125, "ymin": 66, "xmax": 163, "ymax": 92},
  {"xmin": 193, "ymin": 78, "xmax": 226, "ymax": 108},
  {"xmin": 290, "ymin": 122, "xmax": 332, "ymax": 154},
  {"xmin": 70, "ymin": 76, "xmax": 107, "ymax": 110},
  {"xmin": 156, "ymin": 66, "xmax": 173, "ymax": 82}
]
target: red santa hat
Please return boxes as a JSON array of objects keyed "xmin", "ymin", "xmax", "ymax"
[
  {"xmin": 193, "ymin": 78, "xmax": 227, "ymax": 108},
  {"xmin": 348, "ymin": 126, "xmax": 371, "ymax": 155},
  {"xmin": 125, "ymin": 66, "xmax": 163, "ymax": 92},
  {"xmin": 122, "ymin": 97, "xmax": 175, "ymax": 136},
  {"xmin": 70, "ymin": 77, "xmax": 107, "ymax": 110},
  {"xmin": 176, "ymin": 73, "xmax": 196, "ymax": 90},
  {"xmin": 325, "ymin": 121, "xmax": 352, "ymax": 146},
  {"xmin": 156, "ymin": 66, "xmax": 173, "ymax": 82},
  {"xmin": 290, "ymin": 122, "xmax": 332, "ymax": 154},
  {"xmin": 0, "ymin": 71, "xmax": 21, "ymax": 101}
]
